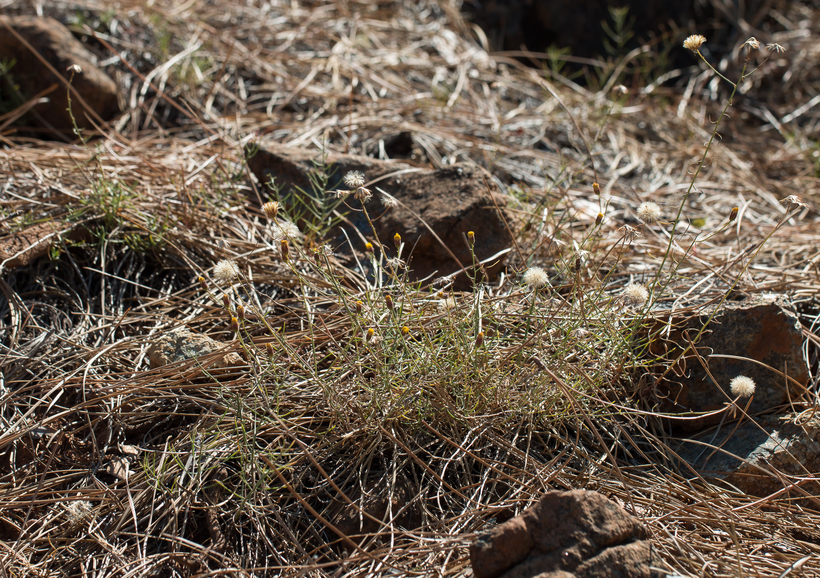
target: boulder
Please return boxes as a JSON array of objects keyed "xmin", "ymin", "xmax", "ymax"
[
  {"xmin": 652, "ymin": 295, "xmax": 808, "ymax": 430},
  {"xmin": 146, "ymin": 328, "xmax": 242, "ymax": 370},
  {"xmin": 247, "ymin": 144, "xmax": 514, "ymax": 285},
  {"xmin": 0, "ymin": 16, "xmax": 120, "ymax": 135},
  {"xmin": 464, "ymin": 0, "xmax": 693, "ymax": 59},
  {"xmin": 675, "ymin": 412, "xmax": 820, "ymax": 501},
  {"xmin": 470, "ymin": 490, "xmax": 661, "ymax": 578}
]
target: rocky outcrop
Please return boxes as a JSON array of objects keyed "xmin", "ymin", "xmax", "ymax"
[
  {"xmin": 652, "ymin": 295, "xmax": 808, "ymax": 430},
  {"xmin": 0, "ymin": 15, "xmax": 120, "ymax": 135},
  {"xmin": 470, "ymin": 490, "xmax": 661, "ymax": 578},
  {"xmin": 675, "ymin": 412, "xmax": 820, "ymax": 501},
  {"xmin": 247, "ymin": 144, "xmax": 514, "ymax": 285}
]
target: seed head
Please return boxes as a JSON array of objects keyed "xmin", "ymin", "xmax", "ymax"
[
  {"xmin": 767, "ymin": 42, "xmax": 785, "ymax": 54},
  {"xmin": 742, "ymin": 37, "xmax": 760, "ymax": 51},
  {"xmin": 623, "ymin": 282, "xmax": 649, "ymax": 306},
  {"xmin": 213, "ymin": 260, "xmax": 239, "ymax": 282},
  {"xmin": 637, "ymin": 201, "xmax": 661, "ymax": 224},
  {"xmin": 66, "ymin": 64, "xmax": 83, "ymax": 75},
  {"xmin": 343, "ymin": 171, "xmax": 366, "ymax": 188},
  {"xmin": 729, "ymin": 375, "xmax": 756, "ymax": 398},
  {"xmin": 262, "ymin": 201, "xmax": 279, "ymax": 220},
  {"xmin": 381, "ymin": 194, "xmax": 398, "ymax": 208},
  {"xmin": 280, "ymin": 239, "xmax": 289, "ymax": 261},
  {"xmin": 683, "ymin": 34, "xmax": 706, "ymax": 52},
  {"xmin": 522, "ymin": 266, "xmax": 550, "ymax": 289}
]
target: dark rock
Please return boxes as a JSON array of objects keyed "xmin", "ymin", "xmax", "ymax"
[
  {"xmin": 470, "ymin": 490, "xmax": 660, "ymax": 578},
  {"xmin": 652, "ymin": 295, "xmax": 808, "ymax": 431},
  {"xmin": 464, "ymin": 0, "xmax": 693, "ymax": 59},
  {"xmin": 246, "ymin": 144, "xmax": 514, "ymax": 285},
  {"xmin": 675, "ymin": 413, "xmax": 820, "ymax": 501},
  {"xmin": 0, "ymin": 15, "xmax": 120, "ymax": 135}
]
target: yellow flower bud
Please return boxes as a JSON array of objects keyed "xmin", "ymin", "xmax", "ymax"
[
  {"xmin": 467, "ymin": 231, "xmax": 475, "ymax": 246},
  {"xmin": 729, "ymin": 207, "xmax": 738, "ymax": 222}
]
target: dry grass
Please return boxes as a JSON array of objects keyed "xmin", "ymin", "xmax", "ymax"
[{"xmin": 1, "ymin": 0, "xmax": 820, "ymax": 576}]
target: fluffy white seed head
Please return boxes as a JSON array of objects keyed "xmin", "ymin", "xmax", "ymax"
[
  {"xmin": 623, "ymin": 282, "xmax": 649, "ymax": 306},
  {"xmin": 213, "ymin": 259, "xmax": 239, "ymax": 282},
  {"xmin": 637, "ymin": 201, "xmax": 661, "ymax": 224},
  {"xmin": 343, "ymin": 170, "xmax": 366, "ymax": 188},
  {"xmin": 683, "ymin": 34, "xmax": 706, "ymax": 51},
  {"xmin": 522, "ymin": 266, "xmax": 550, "ymax": 289},
  {"xmin": 730, "ymin": 375, "xmax": 756, "ymax": 398},
  {"xmin": 381, "ymin": 193, "xmax": 399, "ymax": 208}
]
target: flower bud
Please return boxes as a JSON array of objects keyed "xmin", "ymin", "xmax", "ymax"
[
  {"xmin": 393, "ymin": 233, "xmax": 401, "ymax": 249},
  {"xmin": 280, "ymin": 239, "xmax": 289, "ymax": 261},
  {"xmin": 401, "ymin": 326, "xmax": 410, "ymax": 336},
  {"xmin": 385, "ymin": 294, "xmax": 394, "ymax": 310},
  {"xmin": 230, "ymin": 316, "xmax": 240, "ymax": 333},
  {"xmin": 475, "ymin": 331, "xmax": 484, "ymax": 348},
  {"xmin": 236, "ymin": 304, "xmax": 245, "ymax": 321},
  {"xmin": 365, "ymin": 242, "xmax": 373, "ymax": 253},
  {"xmin": 729, "ymin": 207, "xmax": 738, "ymax": 222},
  {"xmin": 467, "ymin": 231, "xmax": 475, "ymax": 246},
  {"xmin": 222, "ymin": 293, "xmax": 231, "ymax": 309},
  {"xmin": 595, "ymin": 213, "xmax": 603, "ymax": 226},
  {"xmin": 198, "ymin": 276, "xmax": 207, "ymax": 291},
  {"xmin": 265, "ymin": 342, "xmax": 274, "ymax": 356},
  {"xmin": 592, "ymin": 182, "xmax": 600, "ymax": 196},
  {"xmin": 355, "ymin": 300, "xmax": 363, "ymax": 314},
  {"xmin": 366, "ymin": 328, "xmax": 375, "ymax": 341}
]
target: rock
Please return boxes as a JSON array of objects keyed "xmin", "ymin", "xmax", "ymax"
[
  {"xmin": 0, "ymin": 16, "xmax": 120, "ymax": 135},
  {"xmin": 470, "ymin": 490, "xmax": 660, "ymax": 578},
  {"xmin": 0, "ymin": 220, "xmax": 86, "ymax": 271},
  {"xmin": 146, "ymin": 329, "xmax": 242, "ymax": 370},
  {"xmin": 247, "ymin": 144, "xmax": 514, "ymax": 285},
  {"xmin": 675, "ymin": 413, "xmax": 820, "ymax": 501},
  {"xmin": 652, "ymin": 295, "xmax": 808, "ymax": 431},
  {"xmin": 325, "ymin": 475, "xmax": 421, "ymax": 544},
  {"xmin": 464, "ymin": 0, "xmax": 693, "ymax": 59}
]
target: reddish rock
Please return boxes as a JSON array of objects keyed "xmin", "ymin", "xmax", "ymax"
[
  {"xmin": 652, "ymin": 295, "xmax": 808, "ymax": 430},
  {"xmin": 470, "ymin": 490, "xmax": 660, "ymax": 578},
  {"xmin": 247, "ymin": 144, "xmax": 513, "ymax": 285},
  {"xmin": 0, "ymin": 16, "xmax": 120, "ymax": 135}
]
